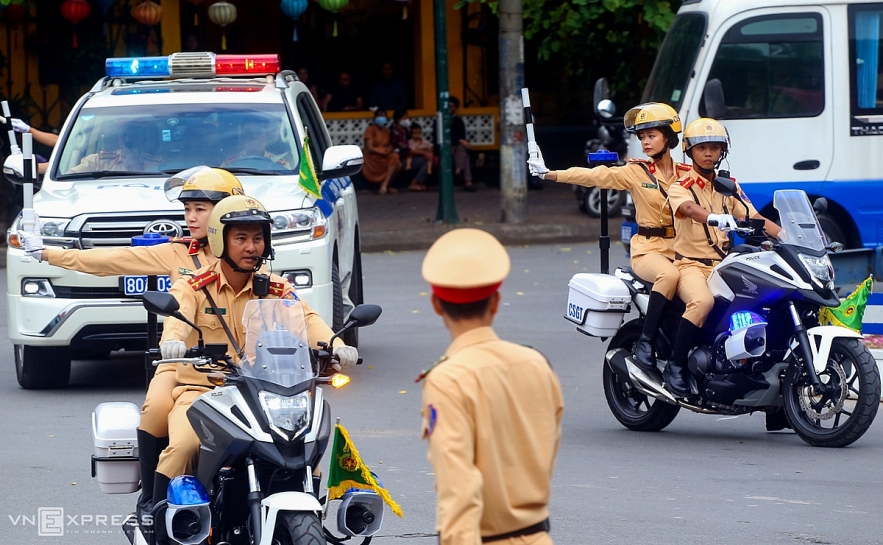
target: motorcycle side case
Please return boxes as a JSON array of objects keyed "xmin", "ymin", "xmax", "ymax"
[
  {"xmin": 91, "ymin": 402, "xmax": 140, "ymax": 494},
  {"xmin": 566, "ymin": 273, "xmax": 631, "ymax": 337}
]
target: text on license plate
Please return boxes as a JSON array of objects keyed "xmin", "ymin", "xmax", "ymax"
[{"xmin": 123, "ymin": 275, "xmax": 172, "ymax": 296}]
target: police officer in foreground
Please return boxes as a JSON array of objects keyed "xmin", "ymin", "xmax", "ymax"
[
  {"xmin": 419, "ymin": 229, "xmax": 564, "ymax": 545},
  {"xmin": 150, "ymin": 195, "xmax": 358, "ymax": 508}
]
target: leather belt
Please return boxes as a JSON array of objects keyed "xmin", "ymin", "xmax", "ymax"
[
  {"xmin": 637, "ymin": 225, "xmax": 675, "ymax": 238},
  {"xmin": 675, "ymin": 252, "xmax": 721, "ymax": 267},
  {"xmin": 482, "ymin": 519, "xmax": 550, "ymax": 543}
]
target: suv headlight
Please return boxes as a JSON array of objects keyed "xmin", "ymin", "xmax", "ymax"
[
  {"xmin": 7, "ymin": 216, "xmax": 75, "ymax": 249},
  {"xmin": 798, "ymin": 253, "xmax": 834, "ymax": 285},
  {"xmin": 270, "ymin": 207, "xmax": 326, "ymax": 242},
  {"xmin": 258, "ymin": 390, "xmax": 311, "ymax": 440}
]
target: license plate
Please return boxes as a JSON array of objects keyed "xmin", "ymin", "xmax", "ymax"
[
  {"xmin": 621, "ymin": 224, "xmax": 634, "ymax": 241},
  {"xmin": 122, "ymin": 275, "xmax": 172, "ymax": 296}
]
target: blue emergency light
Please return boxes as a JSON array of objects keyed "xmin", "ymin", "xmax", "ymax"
[
  {"xmin": 729, "ymin": 310, "xmax": 766, "ymax": 332},
  {"xmin": 587, "ymin": 150, "xmax": 619, "ymax": 164},
  {"xmin": 106, "ymin": 57, "xmax": 170, "ymax": 78}
]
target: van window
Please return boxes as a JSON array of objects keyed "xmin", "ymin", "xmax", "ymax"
[
  {"xmin": 848, "ymin": 4, "xmax": 883, "ymax": 135},
  {"xmin": 641, "ymin": 12, "xmax": 707, "ymax": 109},
  {"xmin": 699, "ymin": 13, "xmax": 824, "ymax": 119}
]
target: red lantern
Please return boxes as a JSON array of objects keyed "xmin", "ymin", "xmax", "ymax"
[
  {"xmin": 131, "ymin": 0, "xmax": 163, "ymax": 26},
  {"xmin": 60, "ymin": 0, "xmax": 91, "ymax": 48}
]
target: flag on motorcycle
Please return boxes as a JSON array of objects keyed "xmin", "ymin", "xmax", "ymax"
[
  {"xmin": 326, "ymin": 423, "xmax": 403, "ymax": 517},
  {"xmin": 819, "ymin": 275, "xmax": 873, "ymax": 333},
  {"xmin": 298, "ymin": 130, "xmax": 322, "ymax": 198}
]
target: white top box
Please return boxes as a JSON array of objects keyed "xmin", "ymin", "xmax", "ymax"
[
  {"xmin": 568, "ymin": 273, "xmax": 631, "ymax": 310},
  {"xmin": 92, "ymin": 402, "xmax": 140, "ymax": 454}
]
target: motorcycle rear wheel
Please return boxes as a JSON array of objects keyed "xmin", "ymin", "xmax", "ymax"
[
  {"xmin": 272, "ymin": 511, "xmax": 325, "ymax": 545},
  {"xmin": 603, "ymin": 321, "xmax": 680, "ymax": 431},
  {"xmin": 783, "ymin": 338, "xmax": 881, "ymax": 447}
]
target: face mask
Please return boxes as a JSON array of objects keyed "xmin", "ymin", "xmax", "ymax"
[
  {"xmin": 399, "ymin": 119, "xmax": 411, "ymax": 130},
  {"xmin": 375, "ymin": 116, "xmax": 388, "ymax": 128}
]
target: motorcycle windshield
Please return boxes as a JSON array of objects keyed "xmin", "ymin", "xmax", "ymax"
[
  {"xmin": 773, "ymin": 190, "xmax": 826, "ymax": 251},
  {"xmin": 240, "ymin": 299, "xmax": 314, "ymax": 387}
]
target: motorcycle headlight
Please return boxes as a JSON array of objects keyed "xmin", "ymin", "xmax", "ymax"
[
  {"xmin": 258, "ymin": 390, "xmax": 311, "ymax": 440},
  {"xmin": 270, "ymin": 206, "xmax": 326, "ymax": 243},
  {"xmin": 798, "ymin": 253, "xmax": 834, "ymax": 286}
]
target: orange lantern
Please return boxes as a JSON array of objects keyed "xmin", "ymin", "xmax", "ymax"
[
  {"xmin": 60, "ymin": 0, "xmax": 90, "ymax": 48},
  {"xmin": 131, "ymin": 0, "xmax": 162, "ymax": 26}
]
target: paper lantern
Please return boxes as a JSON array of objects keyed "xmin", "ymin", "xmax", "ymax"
[
  {"xmin": 280, "ymin": 0, "xmax": 308, "ymax": 41},
  {"xmin": 318, "ymin": 0, "xmax": 348, "ymax": 37},
  {"xmin": 208, "ymin": 1, "xmax": 237, "ymax": 51},
  {"xmin": 61, "ymin": 0, "xmax": 90, "ymax": 48},
  {"xmin": 131, "ymin": 1, "xmax": 162, "ymax": 26}
]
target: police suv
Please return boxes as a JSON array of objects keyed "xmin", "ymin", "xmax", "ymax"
[{"xmin": 5, "ymin": 53, "xmax": 364, "ymax": 389}]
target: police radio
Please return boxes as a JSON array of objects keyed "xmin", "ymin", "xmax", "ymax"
[{"xmin": 253, "ymin": 273, "xmax": 270, "ymax": 297}]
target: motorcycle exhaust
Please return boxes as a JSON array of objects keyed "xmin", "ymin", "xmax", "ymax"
[{"xmin": 605, "ymin": 349, "xmax": 677, "ymax": 404}]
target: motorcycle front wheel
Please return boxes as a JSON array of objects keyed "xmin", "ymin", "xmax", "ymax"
[
  {"xmin": 783, "ymin": 338, "xmax": 881, "ymax": 447},
  {"xmin": 272, "ymin": 512, "xmax": 325, "ymax": 545},
  {"xmin": 603, "ymin": 320, "xmax": 680, "ymax": 431}
]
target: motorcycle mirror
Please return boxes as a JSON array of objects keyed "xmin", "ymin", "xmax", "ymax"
[
  {"xmin": 593, "ymin": 78, "xmax": 610, "ymax": 114},
  {"xmin": 348, "ymin": 304, "xmax": 382, "ymax": 328},
  {"xmin": 813, "ymin": 197, "xmax": 828, "ymax": 216},
  {"xmin": 712, "ymin": 176, "xmax": 738, "ymax": 197},
  {"xmin": 597, "ymin": 99, "xmax": 616, "ymax": 119},
  {"xmin": 142, "ymin": 291, "xmax": 179, "ymax": 317},
  {"xmin": 704, "ymin": 78, "xmax": 727, "ymax": 119}
]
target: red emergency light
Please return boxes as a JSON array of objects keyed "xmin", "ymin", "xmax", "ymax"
[{"xmin": 215, "ymin": 55, "xmax": 280, "ymax": 76}]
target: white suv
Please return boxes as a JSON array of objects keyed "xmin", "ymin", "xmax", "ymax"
[{"xmin": 5, "ymin": 53, "xmax": 364, "ymax": 389}]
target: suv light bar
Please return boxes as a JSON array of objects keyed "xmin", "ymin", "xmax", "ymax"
[{"xmin": 105, "ymin": 52, "xmax": 280, "ymax": 79}]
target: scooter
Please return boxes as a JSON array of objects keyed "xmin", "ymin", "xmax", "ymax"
[
  {"xmin": 565, "ymin": 181, "xmax": 880, "ymax": 447},
  {"xmin": 91, "ymin": 292, "xmax": 386, "ymax": 544}
]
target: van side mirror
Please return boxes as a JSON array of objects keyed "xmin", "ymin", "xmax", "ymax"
[
  {"xmin": 704, "ymin": 79, "xmax": 727, "ymax": 119},
  {"xmin": 813, "ymin": 197, "xmax": 828, "ymax": 216},
  {"xmin": 712, "ymin": 176, "xmax": 738, "ymax": 197},
  {"xmin": 3, "ymin": 154, "xmax": 25, "ymax": 186},
  {"xmin": 319, "ymin": 145, "xmax": 363, "ymax": 181}
]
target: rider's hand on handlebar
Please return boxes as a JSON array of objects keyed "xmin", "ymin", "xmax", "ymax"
[
  {"xmin": 333, "ymin": 346, "xmax": 359, "ymax": 370},
  {"xmin": 526, "ymin": 144, "xmax": 550, "ymax": 179},
  {"xmin": 161, "ymin": 340, "xmax": 187, "ymax": 359},
  {"xmin": 707, "ymin": 213, "xmax": 737, "ymax": 233}
]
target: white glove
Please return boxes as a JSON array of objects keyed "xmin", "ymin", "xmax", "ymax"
[
  {"xmin": 333, "ymin": 345, "xmax": 359, "ymax": 370},
  {"xmin": 19, "ymin": 231, "xmax": 45, "ymax": 261},
  {"xmin": 19, "ymin": 210, "xmax": 41, "ymax": 234},
  {"xmin": 526, "ymin": 143, "xmax": 550, "ymax": 179},
  {"xmin": 10, "ymin": 118, "xmax": 29, "ymax": 133},
  {"xmin": 160, "ymin": 340, "xmax": 187, "ymax": 359},
  {"xmin": 707, "ymin": 213, "xmax": 737, "ymax": 232}
]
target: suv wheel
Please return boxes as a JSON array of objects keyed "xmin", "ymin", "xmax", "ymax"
[
  {"xmin": 15, "ymin": 344, "xmax": 72, "ymax": 389},
  {"xmin": 343, "ymin": 239, "xmax": 363, "ymax": 348},
  {"xmin": 331, "ymin": 257, "xmax": 345, "ymax": 336}
]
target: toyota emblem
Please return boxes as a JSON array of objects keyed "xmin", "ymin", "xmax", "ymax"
[{"xmin": 144, "ymin": 219, "xmax": 183, "ymax": 237}]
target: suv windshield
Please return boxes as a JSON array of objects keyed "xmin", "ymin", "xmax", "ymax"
[
  {"xmin": 56, "ymin": 103, "xmax": 299, "ymax": 179},
  {"xmin": 642, "ymin": 12, "xmax": 708, "ymax": 109}
]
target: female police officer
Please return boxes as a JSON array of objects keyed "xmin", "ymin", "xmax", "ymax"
[
  {"xmin": 18, "ymin": 166, "xmax": 244, "ymax": 516},
  {"xmin": 528, "ymin": 102, "xmax": 689, "ymax": 373}
]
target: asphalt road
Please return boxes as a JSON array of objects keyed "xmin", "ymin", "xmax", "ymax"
[{"xmin": 1, "ymin": 242, "xmax": 882, "ymax": 544}]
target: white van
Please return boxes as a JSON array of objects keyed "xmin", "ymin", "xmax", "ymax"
[{"xmin": 624, "ymin": 0, "xmax": 883, "ymax": 248}]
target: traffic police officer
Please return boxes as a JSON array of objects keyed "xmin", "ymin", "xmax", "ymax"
[
  {"xmin": 151, "ymin": 195, "xmax": 358, "ymax": 507},
  {"xmin": 666, "ymin": 118, "xmax": 781, "ymax": 398},
  {"xmin": 420, "ymin": 229, "xmax": 564, "ymax": 545},
  {"xmin": 19, "ymin": 166, "xmax": 244, "ymax": 517},
  {"xmin": 528, "ymin": 102, "xmax": 689, "ymax": 372},
  {"xmin": 67, "ymin": 120, "xmax": 163, "ymax": 173}
]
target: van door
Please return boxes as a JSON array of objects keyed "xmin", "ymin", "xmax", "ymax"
[{"xmin": 692, "ymin": 8, "xmax": 833, "ymax": 189}]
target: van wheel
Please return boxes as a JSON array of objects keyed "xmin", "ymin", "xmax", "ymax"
[
  {"xmin": 331, "ymin": 258, "xmax": 345, "ymax": 335},
  {"xmin": 343, "ymin": 238, "xmax": 363, "ymax": 348},
  {"xmin": 818, "ymin": 213, "xmax": 849, "ymax": 248},
  {"xmin": 15, "ymin": 344, "xmax": 72, "ymax": 389}
]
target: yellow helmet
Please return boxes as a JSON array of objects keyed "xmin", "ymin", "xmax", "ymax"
[
  {"xmin": 206, "ymin": 195, "xmax": 273, "ymax": 260},
  {"xmin": 623, "ymin": 102, "xmax": 682, "ymax": 134},
  {"xmin": 164, "ymin": 166, "xmax": 244, "ymax": 203},
  {"xmin": 682, "ymin": 118, "xmax": 730, "ymax": 154}
]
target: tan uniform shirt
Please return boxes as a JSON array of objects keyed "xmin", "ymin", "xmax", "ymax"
[
  {"xmin": 67, "ymin": 149, "xmax": 163, "ymax": 173},
  {"xmin": 421, "ymin": 327, "xmax": 564, "ymax": 545},
  {"xmin": 161, "ymin": 261, "xmax": 340, "ymax": 387},
  {"xmin": 557, "ymin": 159, "xmax": 689, "ymax": 259},
  {"xmin": 45, "ymin": 238, "xmax": 212, "ymax": 283},
  {"xmin": 668, "ymin": 172, "xmax": 759, "ymax": 262}
]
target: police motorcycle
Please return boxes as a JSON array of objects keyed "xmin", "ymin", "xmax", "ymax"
[
  {"xmin": 566, "ymin": 179, "xmax": 880, "ymax": 447},
  {"xmin": 91, "ymin": 292, "xmax": 385, "ymax": 545}
]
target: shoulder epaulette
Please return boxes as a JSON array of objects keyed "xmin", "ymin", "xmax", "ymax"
[
  {"xmin": 188, "ymin": 270, "xmax": 219, "ymax": 291},
  {"xmin": 170, "ymin": 236, "xmax": 193, "ymax": 244},
  {"xmin": 679, "ymin": 177, "xmax": 695, "ymax": 189},
  {"xmin": 169, "ymin": 237, "xmax": 201, "ymax": 255},
  {"xmin": 627, "ymin": 158, "xmax": 651, "ymax": 164},
  {"xmin": 268, "ymin": 281, "xmax": 286, "ymax": 297},
  {"xmin": 416, "ymin": 356, "xmax": 448, "ymax": 383},
  {"xmin": 676, "ymin": 162, "xmax": 691, "ymax": 171}
]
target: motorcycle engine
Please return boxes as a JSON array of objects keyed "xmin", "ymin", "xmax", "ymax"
[{"xmin": 687, "ymin": 346, "xmax": 716, "ymax": 376}]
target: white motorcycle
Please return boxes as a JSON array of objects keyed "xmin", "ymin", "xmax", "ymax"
[{"xmin": 566, "ymin": 185, "xmax": 880, "ymax": 447}]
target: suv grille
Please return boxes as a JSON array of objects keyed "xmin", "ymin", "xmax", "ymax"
[{"xmin": 70, "ymin": 213, "xmax": 187, "ymax": 247}]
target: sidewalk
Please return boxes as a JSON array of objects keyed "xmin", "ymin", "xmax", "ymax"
[{"xmin": 358, "ymin": 181, "xmax": 616, "ymax": 252}]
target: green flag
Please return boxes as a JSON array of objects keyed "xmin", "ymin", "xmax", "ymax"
[
  {"xmin": 298, "ymin": 131, "xmax": 322, "ymax": 198},
  {"xmin": 819, "ymin": 276, "xmax": 873, "ymax": 332},
  {"xmin": 326, "ymin": 423, "xmax": 403, "ymax": 517}
]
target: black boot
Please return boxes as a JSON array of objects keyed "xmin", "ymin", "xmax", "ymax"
[
  {"xmin": 664, "ymin": 319, "xmax": 700, "ymax": 398},
  {"xmin": 136, "ymin": 430, "xmax": 168, "ymax": 523},
  {"xmin": 632, "ymin": 291, "xmax": 670, "ymax": 373}
]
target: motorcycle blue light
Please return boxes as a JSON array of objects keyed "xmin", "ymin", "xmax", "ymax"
[
  {"xmin": 167, "ymin": 475, "xmax": 210, "ymax": 506},
  {"xmin": 588, "ymin": 150, "xmax": 619, "ymax": 164},
  {"xmin": 729, "ymin": 310, "xmax": 766, "ymax": 332},
  {"xmin": 105, "ymin": 57, "xmax": 170, "ymax": 78}
]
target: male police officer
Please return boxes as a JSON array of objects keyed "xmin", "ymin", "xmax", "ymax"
[
  {"xmin": 68, "ymin": 120, "xmax": 163, "ymax": 173},
  {"xmin": 150, "ymin": 195, "xmax": 358, "ymax": 506},
  {"xmin": 419, "ymin": 229, "xmax": 564, "ymax": 545}
]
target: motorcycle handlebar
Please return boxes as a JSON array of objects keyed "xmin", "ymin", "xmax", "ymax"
[{"xmin": 151, "ymin": 357, "xmax": 209, "ymax": 367}]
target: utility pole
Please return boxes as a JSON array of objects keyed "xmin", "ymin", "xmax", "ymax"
[
  {"xmin": 434, "ymin": 0, "xmax": 459, "ymax": 224},
  {"xmin": 498, "ymin": 0, "xmax": 527, "ymax": 223}
]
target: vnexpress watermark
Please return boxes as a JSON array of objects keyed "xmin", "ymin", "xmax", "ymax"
[{"xmin": 8, "ymin": 508, "xmax": 147, "ymax": 536}]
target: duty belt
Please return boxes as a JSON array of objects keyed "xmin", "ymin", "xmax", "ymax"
[
  {"xmin": 637, "ymin": 225, "xmax": 676, "ymax": 238},
  {"xmin": 675, "ymin": 252, "xmax": 722, "ymax": 267},
  {"xmin": 482, "ymin": 519, "xmax": 550, "ymax": 543}
]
